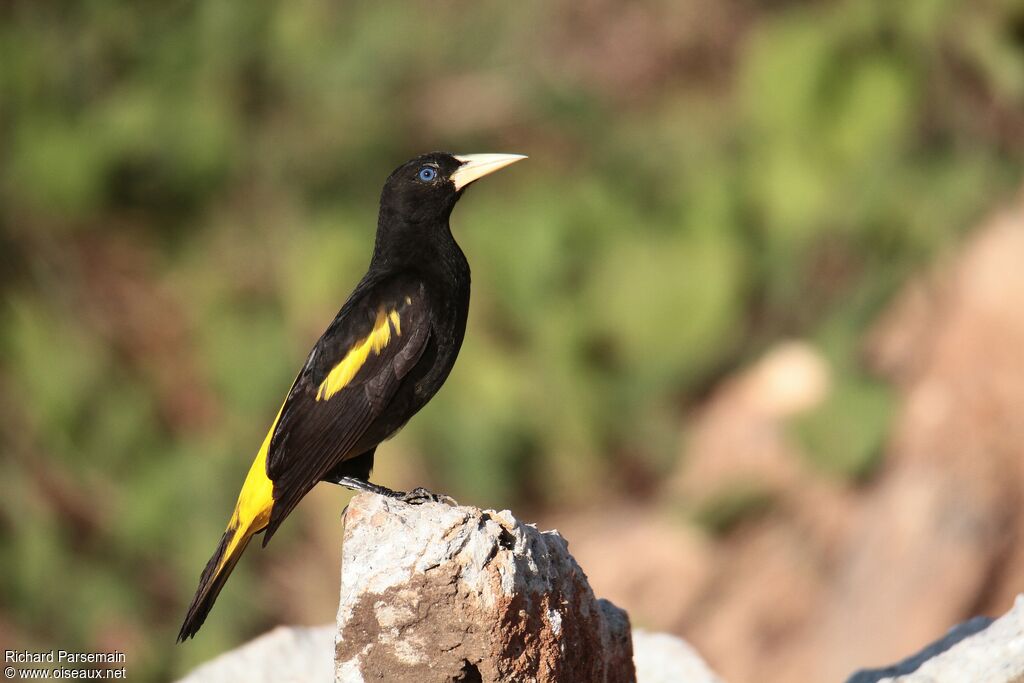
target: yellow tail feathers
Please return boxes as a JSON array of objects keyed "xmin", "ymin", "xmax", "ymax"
[{"xmin": 179, "ymin": 415, "xmax": 281, "ymax": 642}]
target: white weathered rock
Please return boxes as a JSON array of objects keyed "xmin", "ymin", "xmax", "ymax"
[
  {"xmin": 334, "ymin": 493, "xmax": 635, "ymax": 682},
  {"xmin": 876, "ymin": 595, "xmax": 1024, "ymax": 683},
  {"xmin": 176, "ymin": 625, "xmax": 334, "ymax": 683},
  {"xmin": 632, "ymin": 630, "xmax": 724, "ymax": 683}
]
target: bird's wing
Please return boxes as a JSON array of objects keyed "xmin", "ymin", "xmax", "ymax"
[{"xmin": 261, "ymin": 278, "xmax": 430, "ymax": 543}]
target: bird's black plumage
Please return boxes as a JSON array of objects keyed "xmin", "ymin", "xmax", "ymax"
[{"xmin": 178, "ymin": 151, "xmax": 524, "ymax": 641}]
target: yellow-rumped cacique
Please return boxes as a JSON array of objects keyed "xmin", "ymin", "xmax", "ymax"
[{"xmin": 178, "ymin": 152, "xmax": 526, "ymax": 641}]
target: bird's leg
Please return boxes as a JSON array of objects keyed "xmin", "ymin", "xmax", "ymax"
[
  {"xmin": 332, "ymin": 476, "xmax": 403, "ymax": 498},
  {"xmin": 330, "ymin": 476, "xmax": 398, "ymax": 520},
  {"xmin": 332, "ymin": 476, "xmax": 456, "ymax": 506}
]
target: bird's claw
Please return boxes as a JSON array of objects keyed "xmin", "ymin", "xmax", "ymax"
[{"xmin": 397, "ymin": 486, "xmax": 457, "ymax": 506}]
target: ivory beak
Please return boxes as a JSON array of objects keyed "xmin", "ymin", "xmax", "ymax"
[{"xmin": 450, "ymin": 153, "xmax": 527, "ymax": 191}]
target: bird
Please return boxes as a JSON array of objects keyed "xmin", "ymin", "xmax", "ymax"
[{"xmin": 177, "ymin": 151, "xmax": 526, "ymax": 642}]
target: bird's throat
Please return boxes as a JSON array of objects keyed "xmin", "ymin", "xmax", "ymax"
[{"xmin": 372, "ymin": 213, "xmax": 464, "ymax": 276}]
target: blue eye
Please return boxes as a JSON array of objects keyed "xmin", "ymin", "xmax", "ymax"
[{"xmin": 418, "ymin": 167, "xmax": 437, "ymax": 182}]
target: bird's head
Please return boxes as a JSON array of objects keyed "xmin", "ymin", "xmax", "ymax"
[{"xmin": 379, "ymin": 152, "xmax": 526, "ymax": 225}]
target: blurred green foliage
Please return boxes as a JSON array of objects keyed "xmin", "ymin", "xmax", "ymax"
[{"xmin": 1, "ymin": 0, "xmax": 1022, "ymax": 679}]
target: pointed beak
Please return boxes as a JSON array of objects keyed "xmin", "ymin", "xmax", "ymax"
[{"xmin": 450, "ymin": 153, "xmax": 527, "ymax": 191}]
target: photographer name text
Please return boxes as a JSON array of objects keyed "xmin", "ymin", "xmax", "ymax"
[{"xmin": 5, "ymin": 652, "xmax": 124, "ymax": 666}]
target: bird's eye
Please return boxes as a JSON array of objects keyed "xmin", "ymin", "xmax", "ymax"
[{"xmin": 417, "ymin": 167, "xmax": 437, "ymax": 182}]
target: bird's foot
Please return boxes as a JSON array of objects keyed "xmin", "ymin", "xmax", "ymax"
[{"xmin": 396, "ymin": 486, "xmax": 457, "ymax": 506}]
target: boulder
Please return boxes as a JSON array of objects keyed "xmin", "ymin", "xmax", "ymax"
[{"xmin": 334, "ymin": 493, "xmax": 635, "ymax": 682}]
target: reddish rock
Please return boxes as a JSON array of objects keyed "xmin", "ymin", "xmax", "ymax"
[
  {"xmin": 810, "ymin": 204, "xmax": 1024, "ymax": 680},
  {"xmin": 335, "ymin": 494, "xmax": 635, "ymax": 683}
]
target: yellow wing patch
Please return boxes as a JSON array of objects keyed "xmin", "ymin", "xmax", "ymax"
[
  {"xmin": 316, "ymin": 307, "xmax": 402, "ymax": 401},
  {"xmin": 214, "ymin": 305, "xmax": 404, "ymax": 574}
]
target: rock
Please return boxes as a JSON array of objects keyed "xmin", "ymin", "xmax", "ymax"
[
  {"xmin": 845, "ymin": 617, "xmax": 994, "ymax": 683},
  {"xmin": 334, "ymin": 493, "xmax": 636, "ymax": 682},
  {"xmin": 671, "ymin": 340, "xmax": 832, "ymax": 509},
  {"xmin": 176, "ymin": 625, "xmax": 334, "ymax": 683},
  {"xmin": 179, "ymin": 625, "xmax": 723, "ymax": 683},
  {"xmin": 177, "ymin": 493, "xmax": 728, "ymax": 683},
  {"xmin": 659, "ymin": 339, "xmax": 856, "ymax": 682},
  {"xmin": 810, "ymin": 206, "xmax": 1024, "ymax": 680},
  {"xmin": 846, "ymin": 595, "xmax": 1024, "ymax": 683},
  {"xmin": 632, "ymin": 630, "xmax": 724, "ymax": 683}
]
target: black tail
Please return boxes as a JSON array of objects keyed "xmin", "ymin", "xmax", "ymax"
[{"xmin": 177, "ymin": 525, "xmax": 253, "ymax": 642}]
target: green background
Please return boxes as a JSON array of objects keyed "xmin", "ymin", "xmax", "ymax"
[{"xmin": 1, "ymin": 0, "xmax": 1022, "ymax": 679}]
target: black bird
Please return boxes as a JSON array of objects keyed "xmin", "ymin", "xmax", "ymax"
[{"xmin": 178, "ymin": 152, "xmax": 526, "ymax": 641}]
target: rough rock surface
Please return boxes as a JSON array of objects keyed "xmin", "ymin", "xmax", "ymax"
[
  {"xmin": 847, "ymin": 595, "xmax": 1024, "ymax": 683},
  {"xmin": 334, "ymin": 493, "xmax": 635, "ymax": 683}
]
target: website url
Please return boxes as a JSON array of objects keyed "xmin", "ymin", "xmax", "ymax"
[{"xmin": 4, "ymin": 668, "xmax": 126, "ymax": 680}]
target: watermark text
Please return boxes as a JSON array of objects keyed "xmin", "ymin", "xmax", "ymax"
[{"xmin": 4, "ymin": 651, "xmax": 126, "ymax": 680}]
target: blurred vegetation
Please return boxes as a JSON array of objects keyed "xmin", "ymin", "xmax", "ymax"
[{"xmin": 1, "ymin": 0, "xmax": 1022, "ymax": 679}]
